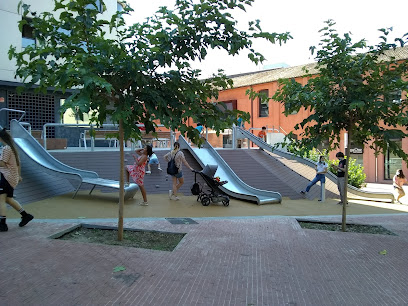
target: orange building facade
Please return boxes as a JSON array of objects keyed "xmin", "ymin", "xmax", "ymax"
[{"xmin": 208, "ymin": 48, "xmax": 408, "ymax": 184}]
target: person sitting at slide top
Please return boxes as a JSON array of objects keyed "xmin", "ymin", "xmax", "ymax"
[
  {"xmin": 195, "ymin": 123, "xmax": 205, "ymax": 139},
  {"xmin": 258, "ymin": 126, "xmax": 267, "ymax": 141}
]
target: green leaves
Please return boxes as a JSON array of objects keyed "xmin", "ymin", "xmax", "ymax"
[
  {"xmin": 379, "ymin": 250, "xmax": 387, "ymax": 255},
  {"xmin": 272, "ymin": 20, "xmax": 408, "ymax": 162},
  {"xmin": 113, "ymin": 266, "xmax": 126, "ymax": 273},
  {"xmin": 9, "ymin": 0, "xmax": 292, "ymax": 143}
]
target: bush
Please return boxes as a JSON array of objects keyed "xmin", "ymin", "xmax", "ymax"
[
  {"xmin": 303, "ymin": 149, "xmax": 366, "ymax": 189},
  {"xmin": 327, "ymin": 158, "xmax": 366, "ymax": 189},
  {"xmin": 304, "ymin": 148, "xmax": 329, "ymax": 162}
]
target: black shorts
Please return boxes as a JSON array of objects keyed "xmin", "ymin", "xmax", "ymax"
[{"xmin": 0, "ymin": 173, "xmax": 14, "ymax": 197}]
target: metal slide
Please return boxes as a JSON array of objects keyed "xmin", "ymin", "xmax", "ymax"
[
  {"xmin": 10, "ymin": 120, "xmax": 138, "ymax": 200},
  {"xmin": 236, "ymin": 127, "xmax": 394, "ymax": 203},
  {"xmin": 178, "ymin": 136, "xmax": 282, "ymax": 204}
]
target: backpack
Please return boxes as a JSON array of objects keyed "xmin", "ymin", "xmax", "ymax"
[
  {"xmin": 191, "ymin": 182, "xmax": 200, "ymax": 195},
  {"xmin": 167, "ymin": 152, "xmax": 179, "ymax": 175}
]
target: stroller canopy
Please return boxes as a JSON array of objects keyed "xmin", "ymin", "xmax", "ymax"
[{"xmin": 201, "ymin": 164, "xmax": 218, "ymax": 178}]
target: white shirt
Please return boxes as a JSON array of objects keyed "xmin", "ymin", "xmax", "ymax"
[{"xmin": 316, "ymin": 161, "xmax": 328, "ymax": 174}]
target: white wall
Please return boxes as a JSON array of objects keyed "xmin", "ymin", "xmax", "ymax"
[
  {"xmin": 0, "ymin": 0, "xmax": 121, "ymax": 83},
  {"xmin": 267, "ymin": 133, "xmax": 287, "ymax": 151}
]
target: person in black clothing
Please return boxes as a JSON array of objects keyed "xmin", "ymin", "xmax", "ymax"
[{"xmin": 332, "ymin": 152, "xmax": 347, "ymax": 205}]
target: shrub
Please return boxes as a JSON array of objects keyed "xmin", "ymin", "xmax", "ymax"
[
  {"xmin": 303, "ymin": 149, "xmax": 366, "ymax": 189},
  {"xmin": 304, "ymin": 148, "xmax": 329, "ymax": 162},
  {"xmin": 297, "ymin": 148, "xmax": 366, "ymax": 188},
  {"xmin": 327, "ymin": 158, "xmax": 366, "ymax": 189}
]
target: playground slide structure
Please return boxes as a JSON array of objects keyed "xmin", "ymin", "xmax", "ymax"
[
  {"xmin": 178, "ymin": 136, "xmax": 282, "ymax": 204},
  {"xmin": 235, "ymin": 127, "xmax": 394, "ymax": 203},
  {"xmin": 10, "ymin": 120, "xmax": 138, "ymax": 201}
]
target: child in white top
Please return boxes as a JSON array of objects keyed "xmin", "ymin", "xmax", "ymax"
[
  {"xmin": 300, "ymin": 156, "xmax": 328, "ymax": 197},
  {"xmin": 393, "ymin": 169, "xmax": 407, "ymax": 204},
  {"xmin": 146, "ymin": 153, "xmax": 162, "ymax": 174}
]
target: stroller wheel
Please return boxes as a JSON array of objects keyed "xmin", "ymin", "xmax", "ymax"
[
  {"xmin": 201, "ymin": 196, "xmax": 211, "ymax": 206},
  {"xmin": 222, "ymin": 199, "xmax": 230, "ymax": 207}
]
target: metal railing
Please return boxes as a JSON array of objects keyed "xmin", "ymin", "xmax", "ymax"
[
  {"xmin": 0, "ymin": 108, "xmax": 26, "ymax": 122},
  {"xmin": 43, "ymin": 123, "xmax": 119, "ymax": 151},
  {"xmin": 248, "ymin": 126, "xmax": 286, "ymax": 134},
  {"xmin": 43, "ymin": 123, "xmax": 173, "ymax": 151},
  {"xmin": 0, "ymin": 108, "xmax": 31, "ymax": 132}
]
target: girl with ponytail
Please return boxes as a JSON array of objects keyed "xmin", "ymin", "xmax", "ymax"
[
  {"xmin": 0, "ymin": 128, "xmax": 34, "ymax": 232},
  {"xmin": 125, "ymin": 145, "xmax": 153, "ymax": 206}
]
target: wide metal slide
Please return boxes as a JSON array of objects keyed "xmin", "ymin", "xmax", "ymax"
[
  {"xmin": 178, "ymin": 136, "xmax": 282, "ymax": 204},
  {"xmin": 10, "ymin": 120, "xmax": 138, "ymax": 201},
  {"xmin": 235, "ymin": 127, "xmax": 394, "ymax": 203}
]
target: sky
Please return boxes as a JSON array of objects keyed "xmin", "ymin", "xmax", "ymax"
[{"xmin": 125, "ymin": 0, "xmax": 407, "ymax": 78}]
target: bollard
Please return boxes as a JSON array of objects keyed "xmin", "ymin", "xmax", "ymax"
[{"xmin": 320, "ymin": 182, "xmax": 326, "ymax": 202}]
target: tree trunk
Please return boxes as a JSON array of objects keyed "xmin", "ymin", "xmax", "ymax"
[
  {"xmin": 118, "ymin": 119, "xmax": 125, "ymax": 241},
  {"xmin": 342, "ymin": 129, "xmax": 351, "ymax": 232}
]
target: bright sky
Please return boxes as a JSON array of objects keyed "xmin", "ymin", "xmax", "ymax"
[{"xmin": 125, "ymin": 0, "xmax": 407, "ymax": 78}]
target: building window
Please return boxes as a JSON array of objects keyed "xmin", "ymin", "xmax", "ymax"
[
  {"xmin": 385, "ymin": 77, "xmax": 402, "ymax": 104},
  {"xmin": 385, "ymin": 89, "xmax": 402, "ymax": 104},
  {"xmin": 61, "ymin": 99, "xmax": 90, "ymax": 124},
  {"xmin": 384, "ymin": 139, "xmax": 402, "ymax": 180},
  {"xmin": 316, "ymin": 139, "xmax": 329, "ymax": 152},
  {"xmin": 22, "ymin": 18, "xmax": 35, "ymax": 48},
  {"xmin": 258, "ymin": 89, "xmax": 269, "ymax": 117},
  {"xmin": 8, "ymin": 92, "xmax": 56, "ymax": 137},
  {"xmin": 216, "ymin": 100, "xmax": 237, "ymax": 111}
]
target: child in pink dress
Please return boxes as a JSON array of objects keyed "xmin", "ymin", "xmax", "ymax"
[{"xmin": 125, "ymin": 145, "xmax": 152, "ymax": 206}]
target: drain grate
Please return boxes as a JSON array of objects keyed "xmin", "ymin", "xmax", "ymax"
[{"xmin": 165, "ymin": 218, "xmax": 198, "ymax": 225}]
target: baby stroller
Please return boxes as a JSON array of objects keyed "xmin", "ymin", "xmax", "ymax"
[{"xmin": 192, "ymin": 164, "xmax": 230, "ymax": 206}]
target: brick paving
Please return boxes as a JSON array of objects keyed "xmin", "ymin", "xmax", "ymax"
[{"xmin": 2, "ymin": 213, "xmax": 408, "ymax": 305}]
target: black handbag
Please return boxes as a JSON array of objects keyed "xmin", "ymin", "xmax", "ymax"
[{"xmin": 191, "ymin": 182, "xmax": 200, "ymax": 195}]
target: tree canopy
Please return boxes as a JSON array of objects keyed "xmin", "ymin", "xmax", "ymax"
[
  {"xmin": 10, "ymin": 0, "xmax": 291, "ymax": 143},
  {"xmin": 9, "ymin": 0, "xmax": 292, "ymax": 239},
  {"xmin": 272, "ymin": 19, "xmax": 407, "ymax": 231},
  {"xmin": 273, "ymin": 20, "xmax": 408, "ymax": 160}
]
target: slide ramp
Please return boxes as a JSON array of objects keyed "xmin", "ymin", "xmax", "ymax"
[
  {"xmin": 236, "ymin": 127, "xmax": 394, "ymax": 203},
  {"xmin": 178, "ymin": 136, "xmax": 282, "ymax": 204},
  {"xmin": 10, "ymin": 120, "xmax": 138, "ymax": 201}
]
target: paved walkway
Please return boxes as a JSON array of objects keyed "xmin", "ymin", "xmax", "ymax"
[
  {"xmin": 2, "ymin": 213, "xmax": 408, "ymax": 305},
  {"xmin": 2, "ymin": 188, "xmax": 408, "ymax": 305},
  {"xmin": 5, "ymin": 140, "xmax": 406, "ymax": 304}
]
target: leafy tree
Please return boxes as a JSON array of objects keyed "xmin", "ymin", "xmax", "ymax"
[
  {"xmin": 273, "ymin": 20, "xmax": 408, "ymax": 231},
  {"xmin": 9, "ymin": 0, "xmax": 291, "ymax": 239}
]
